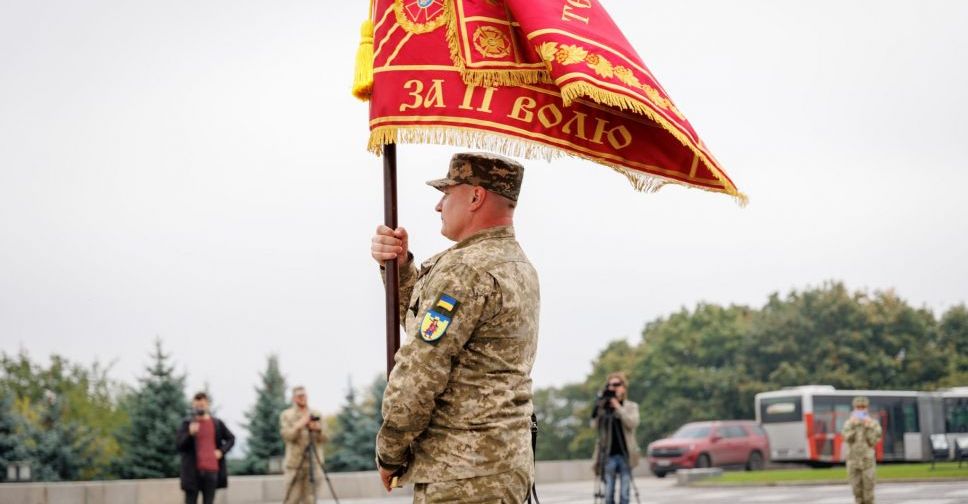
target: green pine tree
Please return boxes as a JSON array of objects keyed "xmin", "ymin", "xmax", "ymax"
[
  {"xmin": 360, "ymin": 376, "xmax": 386, "ymax": 454},
  {"xmin": 31, "ymin": 392, "xmax": 96, "ymax": 481},
  {"xmin": 0, "ymin": 392, "xmax": 29, "ymax": 480},
  {"xmin": 116, "ymin": 339, "xmax": 187, "ymax": 478},
  {"xmin": 241, "ymin": 354, "xmax": 287, "ymax": 474},
  {"xmin": 327, "ymin": 376, "xmax": 385, "ymax": 472}
]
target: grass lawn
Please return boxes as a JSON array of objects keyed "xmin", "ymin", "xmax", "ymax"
[{"xmin": 698, "ymin": 462, "xmax": 968, "ymax": 485}]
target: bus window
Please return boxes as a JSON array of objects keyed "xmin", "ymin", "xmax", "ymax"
[
  {"xmin": 902, "ymin": 399, "xmax": 919, "ymax": 432},
  {"xmin": 945, "ymin": 398, "xmax": 968, "ymax": 433},
  {"xmin": 869, "ymin": 396, "xmax": 919, "ymax": 459},
  {"xmin": 813, "ymin": 396, "xmax": 851, "ymax": 433},
  {"xmin": 760, "ymin": 397, "xmax": 802, "ymax": 423}
]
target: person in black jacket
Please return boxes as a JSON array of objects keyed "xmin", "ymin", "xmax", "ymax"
[{"xmin": 176, "ymin": 392, "xmax": 235, "ymax": 504}]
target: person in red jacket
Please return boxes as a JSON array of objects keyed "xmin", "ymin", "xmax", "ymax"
[{"xmin": 176, "ymin": 392, "xmax": 235, "ymax": 504}]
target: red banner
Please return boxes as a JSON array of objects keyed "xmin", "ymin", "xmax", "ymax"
[{"xmin": 364, "ymin": 0, "xmax": 744, "ymax": 201}]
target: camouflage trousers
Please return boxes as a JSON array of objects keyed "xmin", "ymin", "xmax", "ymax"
[
  {"xmin": 413, "ymin": 467, "xmax": 532, "ymax": 504},
  {"xmin": 282, "ymin": 465, "xmax": 322, "ymax": 504},
  {"xmin": 846, "ymin": 461, "xmax": 875, "ymax": 504}
]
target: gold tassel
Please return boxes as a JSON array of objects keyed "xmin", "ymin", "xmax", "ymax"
[{"xmin": 352, "ymin": 18, "xmax": 375, "ymax": 101}]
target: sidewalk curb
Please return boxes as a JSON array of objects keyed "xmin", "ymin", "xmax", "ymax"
[{"xmin": 693, "ymin": 476, "xmax": 968, "ymax": 488}]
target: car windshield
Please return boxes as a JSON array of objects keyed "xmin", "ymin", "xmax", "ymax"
[{"xmin": 671, "ymin": 425, "xmax": 711, "ymax": 439}]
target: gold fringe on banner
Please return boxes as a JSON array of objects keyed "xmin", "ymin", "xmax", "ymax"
[
  {"xmin": 368, "ymin": 125, "xmax": 747, "ymax": 204},
  {"xmin": 560, "ymin": 81, "xmax": 747, "ymax": 205}
]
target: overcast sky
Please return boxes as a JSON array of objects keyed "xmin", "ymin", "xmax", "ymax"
[{"xmin": 1, "ymin": 0, "xmax": 966, "ymax": 449}]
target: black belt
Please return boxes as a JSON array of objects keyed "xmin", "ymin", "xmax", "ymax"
[{"xmin": 527, "ymin": 413, "xmax": 540, "ymax": 504}]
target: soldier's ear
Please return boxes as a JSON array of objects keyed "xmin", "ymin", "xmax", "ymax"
[{"xmin": 469, "ymin": 186, "xmax": 486, "ymax": 209}]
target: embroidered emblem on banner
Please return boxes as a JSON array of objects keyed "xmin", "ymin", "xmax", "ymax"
[
  {"xmin": 536, "ymin": 41, "xmax": 685, "ymax": 120},
  {"xmin": 473, "ymin": 26, "xmax": 511, "ymax": 58},
  {"xmin": 419, "ymin": 294, "xmax": 460, "ymax": 344},
  {"xmin": 395, "ymin": 0, "xmax": 448, "ymax": 34}
]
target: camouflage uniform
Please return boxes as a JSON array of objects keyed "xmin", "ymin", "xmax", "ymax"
[
  {"xmin": 842, "ymin": 397, "xmax": 881, "ymax": 504},
  {"xmin": 413, "ymin": 467, "xmax": 532, "ymax": 504},
  {"xmin": 377, "ymin": 153, "xmax": 540, "ymax": 504},
  {"xmin": 280, "ymin": 406, "xmax": 327, "ymax": 504}
]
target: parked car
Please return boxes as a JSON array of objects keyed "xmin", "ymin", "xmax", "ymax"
[{"xmin": 645, "ymin": 420, "xmax": 769, "ymax": 478}]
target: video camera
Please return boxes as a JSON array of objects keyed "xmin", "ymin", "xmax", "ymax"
[
  {"xmin": 592, "ymin": 387, "xmax": 617, "ymax": 418},
  {"xmin": 310, "ymin": 414, "xmax": 321, "ymax": 422}
]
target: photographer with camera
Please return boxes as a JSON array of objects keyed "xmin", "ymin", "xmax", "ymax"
[
  {"xmin": 591, "ymin": 372, "xmax": 640, "ymax": 504},
  {"xmin": 176, "ymin": 391, "xmax": 235, "ymax": 504},
  {"xmin": 279, "ymin": 385, "xmax": 328, "ymax": 504}
]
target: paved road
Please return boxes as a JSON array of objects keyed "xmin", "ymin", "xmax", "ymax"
[{"xmin": 303, "ymin": 478, "xmax": 968, "ymax": 504}]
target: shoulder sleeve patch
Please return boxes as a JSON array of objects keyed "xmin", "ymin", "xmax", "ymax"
[{"xmin": 419, "ymin": 294, "xmax": 461, "ymax": 344}]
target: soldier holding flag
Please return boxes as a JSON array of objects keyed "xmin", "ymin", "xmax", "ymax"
[
  {"xmin": 370, "ymin": 153, "xmax": 540, "ymax": 503},
  {"xmin": 356, "ymin": 0, "xmax": 745, "ymax": 500}
]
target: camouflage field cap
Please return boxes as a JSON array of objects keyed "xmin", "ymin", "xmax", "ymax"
[
  {"xmin": 426, "ymin": 152, "xmax": 525, "ymax": 202},
  {"xmin": 852, "ymin": 396, "xmax": 869, "ymax": 408}
]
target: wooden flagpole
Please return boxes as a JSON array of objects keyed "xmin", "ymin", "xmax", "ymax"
[{"xmin": 382, "ymin": 144, "xmax": 400, "ymax": 378}]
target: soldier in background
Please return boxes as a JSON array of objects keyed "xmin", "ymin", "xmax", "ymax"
[
  {"xmin": 842, "ymin": 396, "xmax": 882, "ymax": 504},
  {"xmin": 369, "ymin": 152, "xmax": 540, "ymax": 503},
  {"xmin": 279, "ymin": 386, "xmax": 327, "ymax": 504}
]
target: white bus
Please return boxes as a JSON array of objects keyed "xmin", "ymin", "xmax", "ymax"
[{"xmin": 754, "ymin": 386, "xmax": 968, "ymax": 465}]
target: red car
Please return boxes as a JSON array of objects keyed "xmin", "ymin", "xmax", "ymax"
[{"xmin": 645, "ymin": 420, "xmax": 770, "ymax": 478}]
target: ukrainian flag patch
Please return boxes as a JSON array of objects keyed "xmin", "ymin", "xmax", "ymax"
[{"xmin": 419, "ymin": 294, "xmax": 460, "ymax": 344}]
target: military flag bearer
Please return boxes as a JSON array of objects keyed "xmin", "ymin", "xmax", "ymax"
[{"xmin": 370, "ymin": 152, "xmax": 540, "ymax": 503}]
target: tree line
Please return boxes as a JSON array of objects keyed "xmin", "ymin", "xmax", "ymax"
[
  {"xmin": 0, "ymin": 340, "xmax": 388, "ymax": 481},
  {"xmin": 2, "ymin": 282, "xmax": 966, "ymax": 480},
  {"xmin": 532, "ymin": 282, "xmax": 968, "ymax": 460}
]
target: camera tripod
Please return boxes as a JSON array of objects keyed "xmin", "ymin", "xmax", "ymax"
[
  {"xmin": 592, "ymin": 405, "xmax": 641, "ymax": 504},
  {"xmin": 282, "ymin": 425, "xmax": 339, "ymax": 504}
]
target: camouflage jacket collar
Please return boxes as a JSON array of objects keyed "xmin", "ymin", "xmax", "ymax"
[
  {"xmin": 419, "ymin": 226, "xmax": 516, "ymax": 275},
  {"xmin": 451, "ymin": 225, "xmax": 515, "ymax": 251}
]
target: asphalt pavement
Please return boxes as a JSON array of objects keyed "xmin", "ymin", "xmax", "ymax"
[{"xmin": 298, "ymin": 477, "xmax": 968, "ymax": 504}]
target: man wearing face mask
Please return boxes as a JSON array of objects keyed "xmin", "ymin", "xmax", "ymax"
[
  {"xmin": 176, "ymin": 392, "xmax": 235, "ymax": 504},
  {"xmin": 370, "ymin": 152, "xmax": 540, "ymax": 503},
  {"xmin": 842, "ymin": 396, "xmax": 882, "ymax": 504}
]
